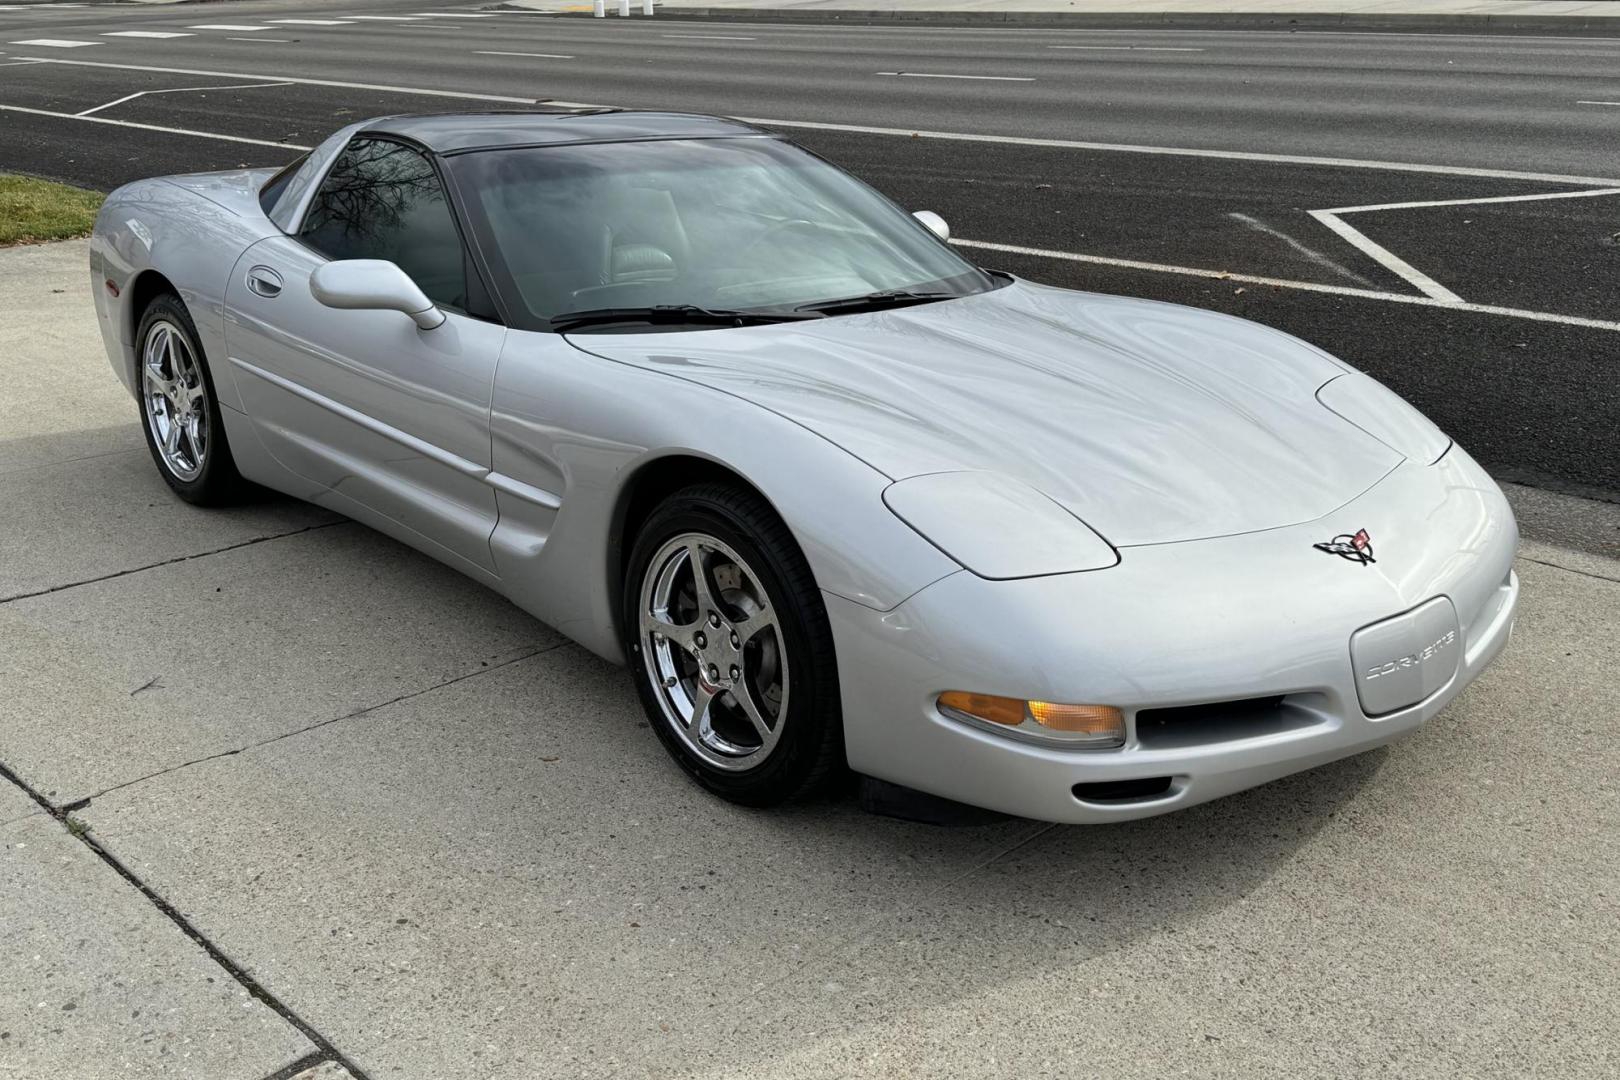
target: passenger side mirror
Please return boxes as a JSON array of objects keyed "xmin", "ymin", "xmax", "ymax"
[
  {"xmin": 912, "ymin": 210, "xmax": 950, "ymax": 242},
  {"xmin": 310, "ymin": 259, "xmax": 445, "ymax": 330}
]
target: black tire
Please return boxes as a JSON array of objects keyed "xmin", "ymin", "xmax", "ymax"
[
  {"xmin": 134, "ymin": 293, "xmax": 249, "ymax": 506},
  {"xmin": 624, "ymin": 482, "xmax": 844, "ymax": 806}
]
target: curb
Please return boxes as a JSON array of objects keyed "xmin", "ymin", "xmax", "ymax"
[{"xmin": 492, "ymin": 5, "xmax": 1620, "ymax": 35}]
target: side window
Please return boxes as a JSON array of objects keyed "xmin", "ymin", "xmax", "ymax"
[{"xmin": 299, "ymin": 138, "xmax": 467, "ymax": 311}]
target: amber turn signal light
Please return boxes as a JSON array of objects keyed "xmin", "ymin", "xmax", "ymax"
[{"xmin": 937, "ymin": 692, "xmax": 1125, "ymax": 747}]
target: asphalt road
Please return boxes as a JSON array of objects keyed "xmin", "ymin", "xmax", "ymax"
[{"xmin": 3, "ymin": 0, "xmax": 1618, "ymax": 506}]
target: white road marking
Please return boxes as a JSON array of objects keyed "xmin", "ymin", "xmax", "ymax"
[
  {"xmin": 1320, "ymin": 187, "xmax": 1620, "ymax": 215},
  {"xmin": 729, "ymin": 115, "xmax": 1620, "ymax": 186},
  {"xmin": 76, "ymin": 79, "xmax": 293, "ymax": 117},
  {"xmin": 24, "ymin": 55, "xmax": 1617, "ymax": 189},
  {"xmin": 8, "ymin": 39, "xmax": 101, "ymax": 48},
  {"xmin": 341, "ymin": 15, "xmax": 433, "ymax": 20},
  {"xmin": 230, "ymin": 38, "xmax": 290, "ymax": 43},
  {"xmin": 1303, "ymin": 186, "xmax": 1620, "ymax": 305},
  {"xmin": 16, "ymin": 57, "xmax": 540, "ymax": 103},
  {"xmin": 1046, "ymin": 45, "xmax": 1204, "ymax": 51},
  {"xmin": 1226, "ymin": 212, "xmax": 1380, "ymax": 290},
  {"xmin": 102, "ymin": 31, "xmax": 194, "ymax": 39},
  {"xmin": 1576, "ymin": 100, "xmax": 1620, "ymax": 106},
  {"xmin": 267, "ymin": 20, "xmax": 354, "ymax": 27},
  {"xmin": 662, "ymin": 34, "xmax": 758, "ymax": 41},
  {"xmin": 475, "ymin": 50, "xmax": 574, "ymax": 59},
  {"xmin": 409, "ymin": 12, "xmax": 501, "ymax": 16},
  {"xmin": 189, "ymin": 25, "xmax": 273, "ymax": 32},
  {"xmin": 951, "ymin": 238, "xmax": 1620, "ymax": 333},
  {"xmin": 875, "ymin": 71, "xmax": 1035, "ymax": 82},
  {"xmin": 0, "ymin": 104, "xmax": 311, "ymax": 150},
  {"xmin": 0, "ymin": 58, "xmax": 44, "ymax": 67},
  {"xmin": 1306, "ymin": 210, "xmax": 1463, "ymax": 304}
]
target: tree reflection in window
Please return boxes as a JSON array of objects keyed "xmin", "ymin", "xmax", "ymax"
[{"xmin": 300, "ymin": 138, "xmax": 467, "ymax": 310}]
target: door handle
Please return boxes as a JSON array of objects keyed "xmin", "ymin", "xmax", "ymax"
[{"xmin": 246, "ymin": 266, "xmax": 283, "ymax": 298}]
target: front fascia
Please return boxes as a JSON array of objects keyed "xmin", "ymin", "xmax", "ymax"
[{"xmin": 827, "ymin": 445, "xmax": 1518, "ymax": 822}]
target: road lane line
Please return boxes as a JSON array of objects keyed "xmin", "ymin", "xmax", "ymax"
[
  {"xmin": 731, "ymin": 116, "xmax": 1620, "ymax": 186},
  {"xmin": 267, "ymin": 20, "xmax": 354, "ymax": 26},
  {"xmin": 229, "ymin": 38, "xmax": 290, "ymax": 43},
  {"xmin": 0, "ymin": 104, "xmax": 311, "ymax": 150},
  {"xmin": 9, "ymin": 39, "xmax": 101, "ymax": 48},
  {"xmin": 875, "ymin": 71, "xmax": 1035, "ymax": 81},
  {"xmin": 1576, "ymin": 100, "xmax": 1620, "ymax": 106},
  {"xmin": 14, "ymin": 57, "xmax": 541, "ymax": 104},
  {"xmin": 76, "ymin": 80, "xmax": 294, "ymax": 118},
  {"xmin": 189, "ymin": 25, "xmax": 273, "ymax": 32},
  {"xmin": 1307, "ymin": 210, "xmax": 1463, "ymax": 304},
  {"xmin": 1047, "ymin": 45, "xmax": 1204, "ymax": 51},
  {"xmin": 341, "ymin": 15, "xmax": 433, "ymax": 20},
  {"xmin": 20, "ymin": 56, "xmax": 1620, "ymax": 187},
  {"xmin": 1226, "ymin": 212, "xmax": 1380, "ymax": 290},
  {"xmin": 475, "ymin": 50, "xmax": 575, "ymax": 59},
  {"xmin": 951, "ymin": 238, "xmax": 1620, "ymax": 333},
  {"xmin": 102, "ymin": 31, "xmax": 195, "ymax": 39},
  {"xmin": 662, "ymin": 34, "xmax": 758, "ymax": 40}
]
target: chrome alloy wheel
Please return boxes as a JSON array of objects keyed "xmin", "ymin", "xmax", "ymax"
[
  {"xmin": 141, "ymin": 320, "xmax": 208, "ymax": 482},
  {"xmin": 639, "ymin": 532, "xmax": 789, "ymax": 771}
]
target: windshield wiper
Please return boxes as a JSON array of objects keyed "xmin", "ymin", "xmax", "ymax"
[
  {"xmin": 550, "ymin": 304, "xmax": 820, "ymax": 332},
  {"xmin": 795, "ymin": 289, "xmax": 958, "ymax": 316}
]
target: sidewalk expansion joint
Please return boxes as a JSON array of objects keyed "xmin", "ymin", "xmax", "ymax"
[
  {"xmin": 71, "ymin": 640, "xmax": 571, "ymax": 807},
  {"xmin": 0, "ymin": 519, "xmax": 350, "ymax": 607},
  {"xmin": 263, "ymin": 1051, "xmax": 342, "ymax": 1080},
  {"xmin": 1519, "ymin": 554, "xmax": 1620, "ymax": 585},
  {"xmin": 0, "ymin": 758, "xmax": 374, "ymax": 1080}
]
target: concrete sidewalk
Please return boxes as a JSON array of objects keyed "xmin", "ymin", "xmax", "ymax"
[{"xmin": 2, "ymin": 238, "xmax": 1617, "ymax": 1078}]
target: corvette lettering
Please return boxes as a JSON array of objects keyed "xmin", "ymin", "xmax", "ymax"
[{"xmin": 1364, "ymin": 629, "xmax": 1457, "ymax": 680}]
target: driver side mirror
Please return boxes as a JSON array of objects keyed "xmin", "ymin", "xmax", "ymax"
[
  {"xmin": 912, "ymin": 210, "xmax": 950, "ymax": 242},
  {"xmin": 310, "ymin": 259, "xmax": 445, "ymax": 330}
]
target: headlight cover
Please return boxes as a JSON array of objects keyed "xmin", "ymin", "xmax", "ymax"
[
  {"xmin": 882, "ymin": 471, "xmax": 1119, "ymax": 579},
  {"xmin": 1317, "ymin": 372, "xmax": 1452, "ymax": 464}
]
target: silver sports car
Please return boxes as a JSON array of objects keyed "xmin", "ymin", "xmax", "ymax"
[{"xmin": 89, "ymin": 111, "xmax": 1519, "ymax": 823}]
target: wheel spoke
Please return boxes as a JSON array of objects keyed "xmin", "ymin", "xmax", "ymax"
[
  {"xmin": 162, "ymin": 417, "xmax": 183, "ymax": 456},
  {"xmin": 687, "ymin": 682, "xmax": 718, "ymax": 735},
  {"xmin": 183, "ymin": 413, "xmax": 206, "ymax": 464},
  {"xmin": 731, "ymin": 679, "xmax": 778, "ymax": 749},
  {"xmin": 732, "ymin": 604, "xmax": 778, "ymax": 646},
  {"xmin": 641, "ymin": 609, "xmax": 695, "ymax": 653},
  {"xmin": 685, "ymin": 540, "xmax": 721, "ymax": 617}
]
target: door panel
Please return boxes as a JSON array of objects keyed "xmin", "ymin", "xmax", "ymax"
[{"xmin": 225, "ymin": 234, "xmax": 505, "ymax": 571}]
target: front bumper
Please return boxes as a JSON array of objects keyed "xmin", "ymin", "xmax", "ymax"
[{"xmin": 828, "ymin": 447, "xmax": 1519, "ymax": 824}]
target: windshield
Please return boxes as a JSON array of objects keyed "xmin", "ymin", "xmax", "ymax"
[{"xmin": 449, "ymin": 136, "xmax": 999, "ymax": 330}]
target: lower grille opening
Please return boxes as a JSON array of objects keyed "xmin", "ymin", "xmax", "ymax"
[
  {"xmin": 1135, "ymin": 694, "xmax": 1321, "ymax": 750},
  {"xmin": 1072, "ymin": 777, "xmax": 1173, "ymax": 803}
]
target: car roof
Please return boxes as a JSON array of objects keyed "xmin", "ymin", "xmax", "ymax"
[{"xmin": 358, "ymin": 110, "xmax": 771, "ymax": 154}]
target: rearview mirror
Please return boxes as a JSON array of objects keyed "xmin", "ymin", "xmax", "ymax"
[
  {"xmin": 913, "ymin": 210, "xmax": 950, "ymax": 242},
  {"xmin": 309, "ymin": 259, "xmax": 444, "ymax": 330}
]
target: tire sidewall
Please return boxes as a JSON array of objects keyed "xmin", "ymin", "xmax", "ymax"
[{"xmin": 624, "ymin": 491, "xmax": 840, "ymax": 804}]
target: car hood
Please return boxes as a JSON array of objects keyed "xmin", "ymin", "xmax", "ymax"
[{"xmin": 571, "ymin": 280, "xmax": 1402, "ymax": 546}]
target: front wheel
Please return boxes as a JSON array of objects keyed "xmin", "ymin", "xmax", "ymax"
[
  {"xmin": 135, "ymin": 293, "xmax": 248, "ymax": 505},
  {"xmin": 624, "ymin": 483, "xmax": 843, "ymax": 806}
]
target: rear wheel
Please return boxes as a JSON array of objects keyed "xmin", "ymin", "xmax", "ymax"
[
  {"xmin": 624, "ymin": 483, "xmax": 843, "ymax": 806},
  {"xmin": 136, "ymin": 294, "xmax": 248, "ymax": 505}
]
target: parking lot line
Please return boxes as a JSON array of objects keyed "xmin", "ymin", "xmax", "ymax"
[
  {"xmin": 0, "ymin": 104, "xmax": 311, "ymax": 150},
  {"xmin": 951, "ymin": 238, "xmax": 1620, "ymax": 334}
]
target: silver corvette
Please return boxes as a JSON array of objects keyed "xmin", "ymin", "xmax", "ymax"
[{"xmin": 89, "ymin": 111, "xmax": 1519, "ymax": 823}]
